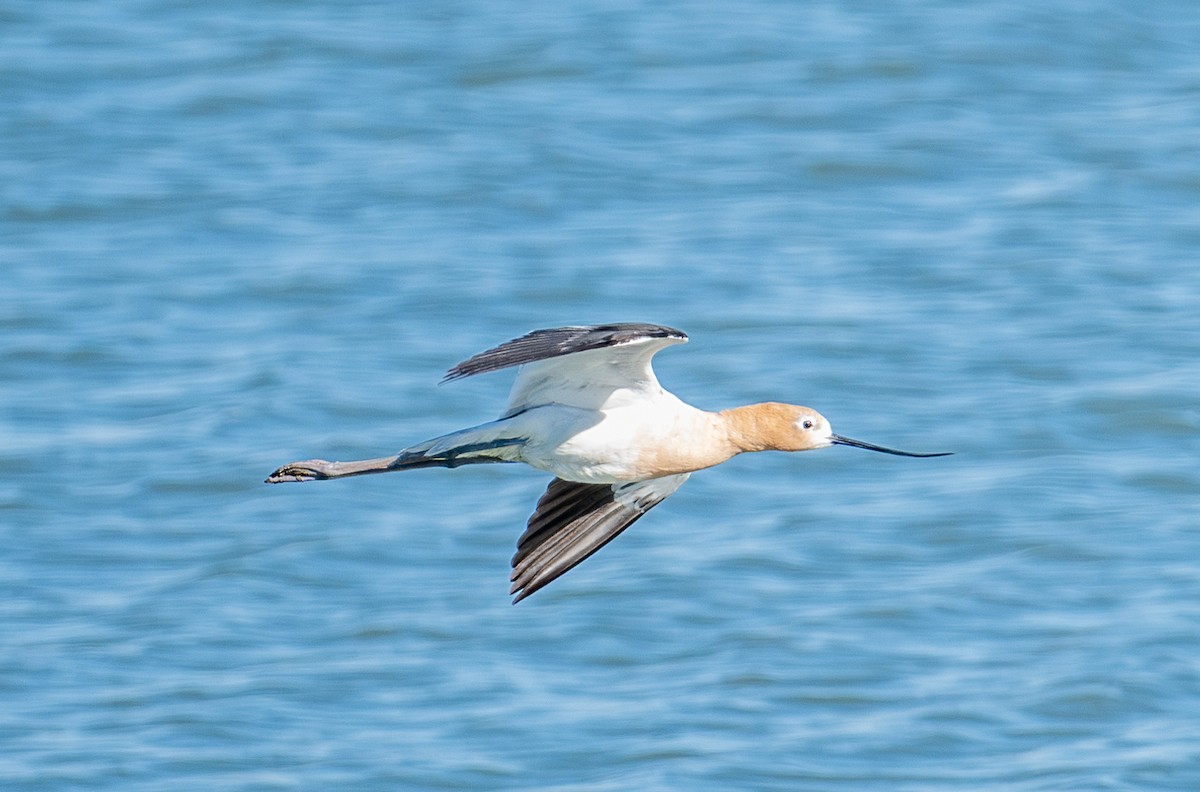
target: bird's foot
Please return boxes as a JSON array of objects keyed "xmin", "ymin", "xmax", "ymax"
[{"xmin": 265, "ymin": 460, "xmax": 332, "ymax": 483}]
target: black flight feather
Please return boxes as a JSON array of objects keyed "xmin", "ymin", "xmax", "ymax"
[{"xmin": 443, "ymin": 323, "xmax": 687, "ymax": 382}]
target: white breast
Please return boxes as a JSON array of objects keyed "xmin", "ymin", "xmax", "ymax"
[{"xmin": 511, "ymin": 393, "xmax": 718, "ymax": 484}]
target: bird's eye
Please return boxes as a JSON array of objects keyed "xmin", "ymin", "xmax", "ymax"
[{"xmin": 802, "ymin": 420, "xmax": 815, "ymax": 430}]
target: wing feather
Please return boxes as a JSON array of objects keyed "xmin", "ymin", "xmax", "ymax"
[
  {"xmin": 442, "ymin": 323, "xmax": 686, "ymax": 382},
  {"xmin": 510, "ymin": 474, "xmax": 689, "ymax": 603}
]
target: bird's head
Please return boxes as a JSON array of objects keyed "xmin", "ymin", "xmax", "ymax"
[{"xmin": 725, "ymin": 402, "xmax": 951, "ymax": 457}]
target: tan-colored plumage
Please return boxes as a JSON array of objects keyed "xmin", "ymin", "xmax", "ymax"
[
  {"xmin": 627, "ymin": 402, "xmax": 829, "ymax": 479},
  {"xmin": 721, "ymin": 402, "xmax": 831, "ymax": 453}
]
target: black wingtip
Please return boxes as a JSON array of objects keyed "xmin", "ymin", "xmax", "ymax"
[{"xmin": 509, "ymin": 577, "xmax": 539, "ymax": 604}]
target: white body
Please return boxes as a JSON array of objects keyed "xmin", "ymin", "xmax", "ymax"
[{"xmin": 416, "ymin": 336, "xmax": 731, "ymax": 483}]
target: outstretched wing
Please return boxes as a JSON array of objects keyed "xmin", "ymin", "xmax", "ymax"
[
  {"xmin": 443, "ymin": 323, "xmax": 688, "ymax": 414},
  {"xmin": 443, "ymin": 323, "xmax": 686, "ymax": 381},
  {"xmin": 510, "ymin": 474, "xmax": 690, "ymax": 603}
]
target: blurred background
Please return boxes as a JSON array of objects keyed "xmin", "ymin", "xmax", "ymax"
[{"xmin": 3, "ymin": 1, "xmax": 1199, "ymax": 789}]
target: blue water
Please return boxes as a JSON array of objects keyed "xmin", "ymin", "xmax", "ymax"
[{"xmin": 4, "ymin": 1, "xmax": 1200, "ymax": 789}]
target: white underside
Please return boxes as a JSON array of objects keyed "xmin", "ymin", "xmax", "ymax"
[{"xmin": 413, "ymin": 387, "xmax": 715, "ymax": 484}]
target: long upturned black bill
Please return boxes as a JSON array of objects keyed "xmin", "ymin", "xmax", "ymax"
[{"xmin": 831, "ymin": 435, "xmax": 952, "ymax": 458}]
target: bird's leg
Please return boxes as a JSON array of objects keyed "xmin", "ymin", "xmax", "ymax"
[
  {"xmin": 265, "ymin": 455, "xmax": 406, "ymax": 483},
  {"xmin": 266, "ymin": 438, "xmax": 523, "ymax": 483}
]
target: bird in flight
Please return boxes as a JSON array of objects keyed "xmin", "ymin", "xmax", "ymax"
[{"xmin": 267, "ymin": 323, "xmax": 950, "ymax": 602}]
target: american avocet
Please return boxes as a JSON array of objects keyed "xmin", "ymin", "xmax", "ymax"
[{"xmin": 267, "ymin": 323, "xmax": 950, "ymax": 602}]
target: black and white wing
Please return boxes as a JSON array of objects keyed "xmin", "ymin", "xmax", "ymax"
[
  {"xmin": 442, "ymin": 323, "xmax": 688, "ymax": 413},
  {"xmin": 443, "ymin": 323, "xmax": 686, "ymax": 381},
  {"xmin": 509, "ymin": 474, "xmax": 690, "ymax": 603}
]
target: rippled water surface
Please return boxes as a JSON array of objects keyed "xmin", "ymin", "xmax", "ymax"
[{"xmin": 4, "ymin": 1, "xmax": 1200, "ymax": 789}]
